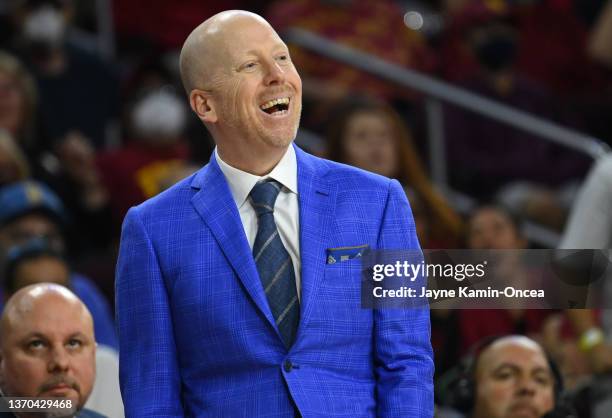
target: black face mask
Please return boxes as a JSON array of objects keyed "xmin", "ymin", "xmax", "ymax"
[{"xmin": 475, "ymin": 35, "xmax": 517, "ymax": 72}]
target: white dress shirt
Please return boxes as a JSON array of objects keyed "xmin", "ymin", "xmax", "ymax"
[{"xmin": 215, "ymin": 146, "xmax": 301, "ymax": 299}]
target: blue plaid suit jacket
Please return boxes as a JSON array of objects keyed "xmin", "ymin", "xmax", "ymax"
[{"xmin": 116, "ymin": 145, "xmax": 434, "ymax": 417}]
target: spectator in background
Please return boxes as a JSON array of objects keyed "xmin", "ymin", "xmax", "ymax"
[
  {"xmin": 44, "ymin": 130, "xmax": 114, "ymax": 256},
  {"xmin": 10, "ymin": 0, "xmax": 118, "ymax": 149},
  {"xmin": 0, "ymin": 283, "xmax": 106, "ymax": 417},
  {"xmin": 266, "ymin": 0, "xmax": 436, "ymax": 130},
  {"xmin": 467, "ymin": 204, "xmax": 526, "ymax": 250},
  {"xmin": 1, "ymin": 240, "xmax": 124, "ymax": 418},
  {"xmin": 513, "ymin": 0, "xmax": 612, "ymax": 149},
  {"xmin": 0, "ymin": 129, "xmax": 29, "ymax": 186},
  {"xmin": 439, "ymin": 335, "xmax": 564, "ymax": 418},
  {"xmin": 459, "ymin": 205, "xmax": 553, "ymax": 353},
  {"xmin": 558, "ymin": 155, "xmax": 612, "ymax": 417},
  {"xmin": 512, "ymin": 0, "xmax": 607, "ymax": 98},
  {"xmin": 0, "ymin": 51, "xmax": 112, "ymax": 253},
  {"xmin": 559, "ymin": 156, "xmax": 612, "ymax": 375},
  {"xmin": 97, "ymin": 86, "xmax": 196, "ymax": 225},
  {"xmin": 120, "ymin": 54, "xmax": 215, "ymax": 166},
  {"xmin": 3, "ymin": 237, "xmax": 69, "ymax": 293},
  {"xmin": 439, "ymin": 0, "xmax": 606, "ymax": 96},
  {"xmin": 0, "ymin": 50, "xmax": 38, "ymax": 152},
  {"xmin": 326, "ymin": 96, "xmax": 463, "ymax": 248},
  {"xmin": 441, "ymin": 3, "xmax": 590, "ymax": 200},
  {"xmin": 266, "ymin": 0, "xmax": 435, "ymax": 100},
  {"xmin": 0, "ymin": 180, "xmax": 117, "ymax": 350},
  {"xmin": 457, "ymin": 204, "xmax": 591, "ymax": 397}
]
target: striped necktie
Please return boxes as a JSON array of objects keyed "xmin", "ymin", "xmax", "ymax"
[{"xmin": 250, "ymin": 179, "xmax": 300, "ymax": 348}]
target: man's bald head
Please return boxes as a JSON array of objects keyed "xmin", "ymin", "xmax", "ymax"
[
  {"xmin": 179, "ymin": 10, "xmax": 274, "ymax": 94},
  {"xmin": 179, "ymin": 9, "xmax": 302, "ymax": 173},
  {"xmin": 1, "ymin": 283, "xmax": 92, "ymax": 336},
  {"xmin": 0, "ymin": 283, "xmax": 96, "ymax": 412},
  {"xmin": 472, "ymin": 335, "xmax": 555, "ymax": 418},
  {"xmin": 476, "ymin": 336, "xmax": 547, "ymax": 373}
]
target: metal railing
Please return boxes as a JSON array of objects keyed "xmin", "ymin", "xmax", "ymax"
[
  {"xmin": 95, "ymin": 0, "xmax": 116, "ymax": 60},
  {"xmin": 284, "ymin": 28, "xmax": 610, "ymax": 247}
]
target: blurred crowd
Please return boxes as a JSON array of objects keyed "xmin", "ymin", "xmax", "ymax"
[{"xmin": 1, "ymin": 0, "xmax": 612, "ymax": 417}]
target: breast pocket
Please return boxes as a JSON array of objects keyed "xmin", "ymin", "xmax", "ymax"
[
  {"xmin": 312, "ymin": 259, "xmax": 372, "ymax": 342},
  {"xmin": 320, "ymin": 258, "xmax": 365, "ymax": 309}
]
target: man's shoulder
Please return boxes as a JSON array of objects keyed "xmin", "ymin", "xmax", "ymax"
[{"xmin": 325, "ymin": 160, "xmax": 393, "ymax": 191}]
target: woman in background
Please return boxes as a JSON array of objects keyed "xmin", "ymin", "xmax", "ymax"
[{"xmin": 326, "ymin": 96, "xmax": 463, "ymax": 248}]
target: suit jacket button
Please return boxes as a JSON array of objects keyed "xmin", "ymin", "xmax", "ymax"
[{"xmin": 284, "ymin": 360, "xmax": 293, "ymax": 373}]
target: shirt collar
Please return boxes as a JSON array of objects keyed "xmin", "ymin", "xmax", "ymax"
[{"xmin": 215, "ymin": 145, "xmax": 298, "ymax": 209}]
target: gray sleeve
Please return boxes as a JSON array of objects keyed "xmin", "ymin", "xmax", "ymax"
[{"xmin": 559, "ymin": 156, "xmax": 612, "ymax": 249}]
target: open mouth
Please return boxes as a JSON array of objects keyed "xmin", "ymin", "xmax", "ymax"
[{"xmin": 259, "ymin": 97, "xmax": 290, "ymax": 116}]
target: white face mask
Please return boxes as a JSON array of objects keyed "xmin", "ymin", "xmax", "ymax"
[
  {"xmin": 131, "ymin": 89, "xmax": 187, "ymax": 143},
  {"xmin": 22, "ymin": 6, "xmax": 65, "ymax": 47}
]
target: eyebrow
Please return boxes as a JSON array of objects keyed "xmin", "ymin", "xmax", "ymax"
[
  {"xmin": 493, "ymin": 363, "xmax": 552, "ymax": 376},
  {"xmin": 19, "ymin": 331, "xmax": 89, "ymax": 341},
  {"xmin": 17, "ymin": 332, "xmax": 48, "ymax": 346},
  {"xmin": 21, "ymin": 332, "xmax": 47, "ymax": 340}
]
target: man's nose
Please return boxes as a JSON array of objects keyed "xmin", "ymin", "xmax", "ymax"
[
  {"xmin": 515, "ymin": 377, "xmax": 537, "ymax": 397},
  {"xmin": 263, "ymin": 60, "xmax": 286, "ymax": 86},
  {"xmin": 48, "ymin": 348, "xmax": 70, "ymax": 373}
]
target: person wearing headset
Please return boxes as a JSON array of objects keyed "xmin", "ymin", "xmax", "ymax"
[{"xmin": 440, "ymin": 335, "xmax": 576, "ymax": 418}]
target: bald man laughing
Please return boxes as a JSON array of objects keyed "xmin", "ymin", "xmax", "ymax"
[{"xmin": 116, "ymin": 10, "xmax": 433, "ymax": 417}]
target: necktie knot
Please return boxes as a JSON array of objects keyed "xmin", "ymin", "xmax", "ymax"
[{"xmin": 250, "ymin": 180, "xmax": 282, "ymax": 217}]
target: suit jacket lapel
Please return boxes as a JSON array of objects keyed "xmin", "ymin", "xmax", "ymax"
[
  {"xmin": 294, "ymin": 146, "xmax": 336, "ymax": 337},
  {"xmin": 190, "ymin": 158, "xmax": 279, "ymax": 335}
]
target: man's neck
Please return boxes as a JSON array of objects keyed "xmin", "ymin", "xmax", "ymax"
[{"xmin": 216, "ymin": 144, "xmax": 290, "ymax": 176}]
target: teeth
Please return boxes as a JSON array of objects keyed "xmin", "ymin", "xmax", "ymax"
[{"xmin": 260, "ymin": 97, "xmax": 290, "ymax": 110}]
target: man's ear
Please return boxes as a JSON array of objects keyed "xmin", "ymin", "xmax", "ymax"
[{"xmin": 190, "ymin": 89, "xmax": 217, "ymax": 123}]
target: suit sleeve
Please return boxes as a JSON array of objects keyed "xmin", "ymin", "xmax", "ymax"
[
  {"xmin": 374, "ymin": 179, "xmax": 434, "ymax": 417},
  {"xmin": 115, "ymin": 207, "xmax": 184, "ymax": 417}
]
